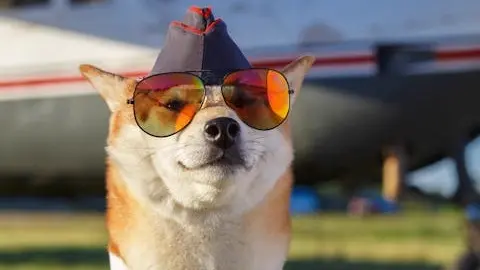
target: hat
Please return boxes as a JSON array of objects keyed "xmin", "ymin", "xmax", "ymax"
[{"xmin": 149, "ymin": 6, "xmax": 251, "ymax": 82}]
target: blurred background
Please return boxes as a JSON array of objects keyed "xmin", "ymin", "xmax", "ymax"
[{"xmin": 2, "ymin": 0, "xmax": 480, "ymax": 269}]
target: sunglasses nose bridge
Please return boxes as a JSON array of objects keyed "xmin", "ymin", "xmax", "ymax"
[{"xmin": 201, "ymin": 85, "xmax": 226, "ymax": 108}]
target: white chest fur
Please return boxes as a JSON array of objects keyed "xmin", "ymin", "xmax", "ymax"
[
  {"xmin": 108, "ymin": 218, "xmax": 289, "ymax": 270},
  {"xmin": 109, "ymin": 252, "xmax": 128, "ymax": 270}
]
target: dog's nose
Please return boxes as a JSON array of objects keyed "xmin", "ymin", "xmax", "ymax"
[{"xmin": 204, "ymin": 117, "xmax": 240, "ymax": 149}]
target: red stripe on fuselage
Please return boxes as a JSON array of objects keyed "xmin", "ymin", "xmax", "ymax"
[
  {"xmin": 0, "ymin": 55, "xmax": 375, "ymax": 90},
  {"xmin": 435, "ymin": 48, "xmax": 480, "ymax": 61},
  {"xmin": 1, "ymin": 47, "xmax": 480, "ymax": 90}
]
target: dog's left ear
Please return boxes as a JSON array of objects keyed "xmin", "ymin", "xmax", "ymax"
[
  {"xmin": 281, "ymin": 55, "xmax": 316, "ymax": 105},
  {"xmin": 79, "ymin": 64, "xmax": 135, "ymax": 112}
]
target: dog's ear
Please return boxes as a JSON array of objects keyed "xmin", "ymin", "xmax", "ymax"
[
  {"xmin": 281, "ymin": 55, "xmax": 316, "ymax": 105},
  {"xmin": 79, "ymin": 64, "xmax": 135, "ymax": 112}
]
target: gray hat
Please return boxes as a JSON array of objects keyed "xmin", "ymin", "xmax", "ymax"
[{"xmin": 150, "ymin": 6, "xmax": 251, "ymax": 82}]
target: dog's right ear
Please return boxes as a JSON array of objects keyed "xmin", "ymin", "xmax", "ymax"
[
  {"xmin": 79, "ymin": 64, "xmax": 135, "ymax": 112},
  {"xmin": 281, "ymin": 55, "xmax": 316, "ymax": 106}
]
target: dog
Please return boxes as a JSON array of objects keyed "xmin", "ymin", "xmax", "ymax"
[{"xmin": 79, "ymin": 6, "xmax": 315, "ymax": 270}]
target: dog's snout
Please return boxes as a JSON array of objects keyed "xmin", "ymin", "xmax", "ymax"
[{"xmin": 204, "ymin": 117, "xmax": 240, "ymax": 149}]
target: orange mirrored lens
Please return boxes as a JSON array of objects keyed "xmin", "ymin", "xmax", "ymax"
[
  {"xmin": 267, "ymin": 70, "xmax": 289, "ymax": 119},
  {"xmin": 222, "ymin": 69, "xmax": 290, "ymax": 130},
  {"xmin": 133, "ymin": 73, "xmax": 205, "ymax": 137}
]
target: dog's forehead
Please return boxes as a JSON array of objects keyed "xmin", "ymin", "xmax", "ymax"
[{"xmin": 204, "ymin": 85, "xmax": 224, "ymax": 105}]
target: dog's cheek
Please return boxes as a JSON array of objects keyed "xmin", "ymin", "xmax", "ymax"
[
  {"xmin": 264, "ymin": 131, "xmax": 293, "ymax": 170},
  {"xmin": 146, "ymin": 135, "xmax": 179, "ymax": 158}
]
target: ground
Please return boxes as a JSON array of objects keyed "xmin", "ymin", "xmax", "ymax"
[{"xmin": 0, "ymin": 209, "xmax": 465, "ymax": 270}]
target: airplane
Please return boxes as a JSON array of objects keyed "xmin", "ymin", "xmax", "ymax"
[
  {"xmin": 1, "ymin": 0, "xmax": 480, "ymax": 204},
  {"xmin": 3, "ymin": 1, "xmax": 480, "ymax": 268}
]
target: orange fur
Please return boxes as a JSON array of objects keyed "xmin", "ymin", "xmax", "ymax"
[
  {"xmin": 105, "ymin": 162, "xmax": 134, "ymax": 260},
  {"xmin": 244, "ymin": 169, "xmax": 293, "ymax": 236}
]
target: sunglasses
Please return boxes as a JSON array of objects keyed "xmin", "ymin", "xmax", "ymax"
[{"xmin": 126, "ymin": 68, "xmax": 294, "ymax": 137}]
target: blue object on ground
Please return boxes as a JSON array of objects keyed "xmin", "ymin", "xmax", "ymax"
[
  {"xmin": 367, "ymin": 194, "xmax": 400, "ymax": 214},
  {"xmin": 290, "ymin": 186, "xmax": 321, "ymax": 215},
  {"xmin": 360, "ymin": 190, "xmax": 400, "ymax": 214},
  {"xmin": 466, "ymin": 203, "xmax": 480, "ymax": 221},
  {"xmin": 377, "ymin": 199, "xmax": 400, "ymax": 214}
]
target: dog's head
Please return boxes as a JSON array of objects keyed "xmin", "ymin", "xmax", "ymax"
[
  {"xmin": 79, "ymin": 7, "xmax": 315, "ymax": 217},
  {"xmin": 80, "ymin": 57, "xmax": 313, "ymax": 215}
]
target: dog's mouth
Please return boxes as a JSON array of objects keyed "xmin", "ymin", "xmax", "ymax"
[{"xmin": 178, "ymin": 149, "xmax": 246, "ymax": 171}]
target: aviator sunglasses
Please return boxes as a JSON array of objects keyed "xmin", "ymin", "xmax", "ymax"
[{"xmin": 126, "ymin": 68, "xmax": 294, "ymax": 137}]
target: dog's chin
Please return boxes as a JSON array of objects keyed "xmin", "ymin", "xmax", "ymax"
[
  {"xmin": 179, "ymin": 156, "xmax": 238, "ymax": 171},
  {"xmin": 176, "ymin": 150, "xmax": 249, "ymax": 183},
  {"xmin": 156, "ymin": 148, "xmax": 263, "ymax": 210},
  {"xmin": 165, "ymin": 158, "xmax": 244, "ymax": 210}
]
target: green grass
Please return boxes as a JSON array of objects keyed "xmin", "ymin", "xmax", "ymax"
[{"xmin": 0, "ymin": 210, "xmax": 466, "ymax": 269}]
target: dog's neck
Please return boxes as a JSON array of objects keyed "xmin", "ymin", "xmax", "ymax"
[{"xmin": 105, "ymin": 159, "xmax": 293, "ymax": 270}]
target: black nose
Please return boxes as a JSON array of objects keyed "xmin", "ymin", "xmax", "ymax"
[{"xmin": 204, "ymin": 117, "xmax": 240, "ymax": 149}]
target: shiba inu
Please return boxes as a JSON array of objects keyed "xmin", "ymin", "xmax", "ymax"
[{"xmin": 79, "ymin": 6, "xmax": 315, "ymax": 270}]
